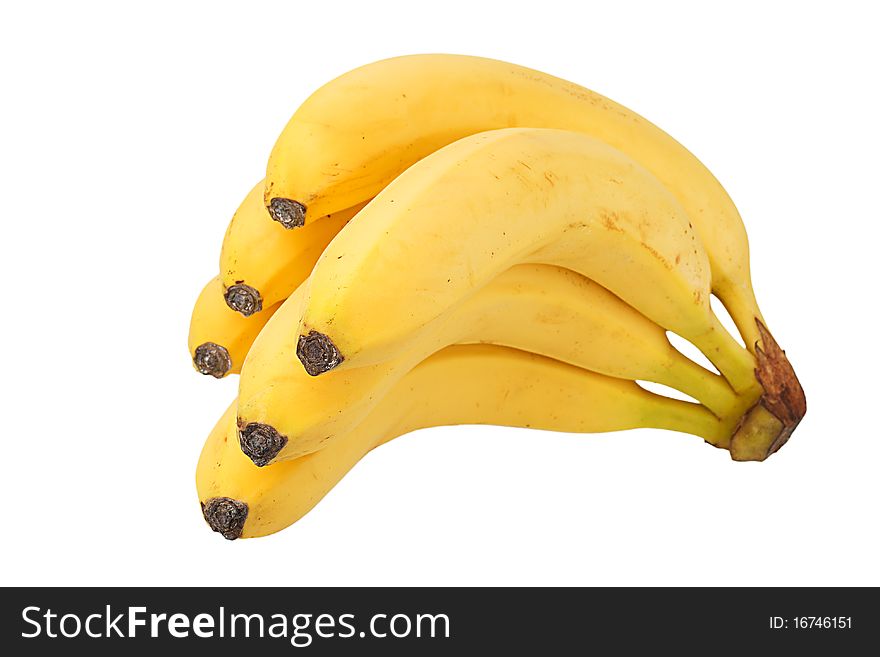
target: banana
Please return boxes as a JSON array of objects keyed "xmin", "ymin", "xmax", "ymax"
[
  {"xmin": 188, "ymin": 277, "xmax": 281, "ymax": 378},
  {"xmin": 201, "ymin": 345, "xmax": 729, "ymax": 539},
  {"xmin": 220, "ymin": 180, "xmax": 365, "ymax": 316},
  {"xmin": 238, "ymin": 263, "xmax": 743, "ymax": 466},
  {"xmin": 264, "ymin": 54, "xmax": 764, "ymax": 351},
  {"xmin": 296, "ymin": 128, "xmax": 758, "ymax": 398}
]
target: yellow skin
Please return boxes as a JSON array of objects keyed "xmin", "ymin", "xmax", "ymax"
[
  {"xmin": 219, "ymin": 180, "xmax": 364, "ymax": 315},
  {"xmin": 187, "ymin": 277, "xmax": 281, "ymax": 378},
  {"xmin": 201, "ymin": 345, "xmax": 730, "ymax": 539},
  {"xmin": 238, "ymin": 264, "xmax": 744, "ymax": 466},
  {"xmin": 298, "ymin": 128, "xmax": 757, "ymax": 394},
  {"xmin": 265, "ymin": 54, "xmax": 763, "ymax": 351}
]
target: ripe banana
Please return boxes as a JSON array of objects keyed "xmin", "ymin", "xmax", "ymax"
[
  {"xmin": 188, "ymin": 277, "xmax": 281, "ymax": 378},
  {"xmin": 238, "ymin": 263, "xmax": 743, "ymax": 466},
  {"xmin": 220, "ymin": 180, "xmax": 364, "ymax": 316},
  {"xmin": 201, "ymin": 344, "xmax": 729, "ymax": 539},
  {"xmin": 296, "ymin": 128, "xmax": 758, "ymax": 398},
  {"xmin": 264, "ymin": 54, "xmax": 764, "ymax": 351}
]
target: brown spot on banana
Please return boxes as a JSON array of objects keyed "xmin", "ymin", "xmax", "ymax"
[
  {"xmin": 639, "ymin": 241, "xmax": 670, "ymax": 269},
  {"xmin": 599, "ymin": 210, "xmax": 624, "ymax": 232}
]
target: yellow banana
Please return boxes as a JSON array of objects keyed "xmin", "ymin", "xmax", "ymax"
[
  {"xmin": 264, "ymin": 54, "xmax": 764, "ymax": 351},
  {"xmin": 296, "ymin": 128, "xmax": 758, "ymax": 397},
  {"xmin": 187, "ymin": 277, "xmax": 281, "ymax": 378},
  {"xmin": 201, "ymin": 345, "xmax": 729, "ymax": 539},
  {"xmin": 220, "ymin": 180, "xmax": 364, "ymax": 316},
  {"xmin": 238, "ymin": 263, "xmax": 742, "ymax": 466}
]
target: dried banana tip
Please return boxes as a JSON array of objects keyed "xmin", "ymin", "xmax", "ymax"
[
  {"xmin": 297, "ymin": 330, "xmax": 344, "ymax": 376},
  {"xmin": 224, "ymin": 283, "xmax": 263, "ymax": 317},
  {"xmin": 269, "ymin": 198, "xmax": 307, "ymax": 229},
  {"xmin": 238, "ymin": 421, "xmax": 288, "ymax": 467},
  {"xmin": 193, "ymin": 342, "xmax": 232, "ymax": 378},
  {"xmin": 201, "ymin": 497, "xmax": 248, "ymax": 540}
]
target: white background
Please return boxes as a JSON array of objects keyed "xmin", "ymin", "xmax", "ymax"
[{"xmin": 1, "ymin": 0, "xmax": 877, "ymax": 586}]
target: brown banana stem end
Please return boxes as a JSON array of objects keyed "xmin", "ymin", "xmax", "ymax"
[
  {"xmin": 730, "ymin": 320, "xmax": 806, "ymax": 461},
  {"xmin": 269, "ymin": 198, "xmax": 307, "ymax": 229},
  {"xmin": 296, "ymin": 330, "xmax": 344, "ymax": 376},
  {"xmin": 238, "ymin": 421, "xmax": 288, "ymax": 467},
  {"xmin": 201, "ymin": 497, "xmax": 248, "ymax": 540},
  {"xmin": 193, "ymin": 342, "xmax": 232, "ymax": 378}
]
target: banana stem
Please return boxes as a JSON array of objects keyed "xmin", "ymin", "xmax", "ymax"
[
  {"xmin": 713, "ymin": 280, "xmax": 765, "ymax": 356},
  {"xmin": 690, "ymin": 315, "xmax": 760, "ymax": 395},
  {"xmin": 638, "ymin": 391, "xmax": 729, "ymax": 447},
  {"xmin": 656, "ymin": 350, "xmax": 739, "ymax": 419}
]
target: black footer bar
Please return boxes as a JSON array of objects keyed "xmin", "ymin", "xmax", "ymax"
[{"xmin": 1, "ymin": 587, "xmax": 874, "ymax": 654}]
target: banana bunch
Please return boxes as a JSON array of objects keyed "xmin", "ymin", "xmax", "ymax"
[{"xmin": 188, "ymin": 54, "xmax": 805, "ymax": 540}]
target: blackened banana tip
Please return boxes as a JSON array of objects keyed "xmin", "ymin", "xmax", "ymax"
[
  {"xmin": 201, "ymin": 497, "xmax": 248, "ymax": 540},
  {"xmin": 224, "ymin": 283, "xmax": 263, "ymax": 317},
  {"xmin": 269, "ymin": 198, "xmax": 307, "ymax": 229},
  {"xmin": 193, "ymin": 342, "xmax": 232, "ymax": 378},
  {"xmin": 238, "ymin": 421, "xmax": 288, "ymax": 467},
  {"xmin": 297, "ymin": 330, "xmax": 344, "ymax": 376}
]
